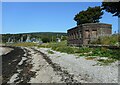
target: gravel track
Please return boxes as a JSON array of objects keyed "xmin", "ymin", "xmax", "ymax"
[
  {"xmin": 1, "ymin": 46, "xmax": 119, "ymax": 84},
  {"xmin": 2, "ymin": 47, "xmax": 82, "ymax": 84},
  {"xmin": 38, "ymin": 47, "xmax": 119, "ymax": 83},
  {"xmin": 31, "ymin": 48, "xmax": 79, "ymax": 83}
]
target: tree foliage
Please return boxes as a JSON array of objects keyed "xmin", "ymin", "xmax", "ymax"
[
  {"xmin": 102, "ymin": 2, "xmax": 120, "ymax": 17},
  {"xmin": 42, "ymin": 37, "xmax": 50, "ymax": 43},
  {"xmin": 2, "ymin": 32, "xmax": 67, "ymax": 43},
  {"xmin": 74, "ymin": 6, "xmax": 103, "ymax": 25}
]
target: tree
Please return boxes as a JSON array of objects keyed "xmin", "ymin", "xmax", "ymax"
[
  {"xmin": 74, "ymin": 6, "xmax": 103, "ymax": 25},
  {"xmin": 42, "ymin": 37, "xmax": 50, "ymax": 43},
  {"xmin": 101, "ymin": 2, "xmax": 120, "ymax": 17}
]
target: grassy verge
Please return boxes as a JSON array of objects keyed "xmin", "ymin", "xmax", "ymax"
[
  {"xmin": 10, "ymin": 42, "xmax": 38, "ymax": 47},
  {"xmin": 38, "ymin": 40, "xmax": 120, "ymax": 65}
]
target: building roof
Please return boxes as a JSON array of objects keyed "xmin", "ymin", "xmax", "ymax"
[
  {"xmin": 82, "ymin": 23, "xmax": 112, "ymax": 26},
  {"xmin": 67, "ymin": 23, "xmax": 112, "ymax": 31}
]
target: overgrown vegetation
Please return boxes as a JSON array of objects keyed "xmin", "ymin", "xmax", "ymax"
[
  {"xmin": 90, "ymin": 34, "xmax": 119, "ymax": 46},
  {"xmin": 38, "ymin": 41, "xmax": 120, "ymax": 61}
]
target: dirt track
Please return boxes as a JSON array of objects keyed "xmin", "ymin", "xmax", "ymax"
[
  {"xmin": 2, "ymin": 47, "xmax": 81, "ymax": 84},
  {"xmin": 2, "ymin": 46, "xmax": 118, "ymax": 84}
]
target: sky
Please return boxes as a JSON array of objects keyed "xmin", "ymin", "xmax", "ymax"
[{"xmin": 2, "ymin": 2, "xmax": 118, "ymax": 34}]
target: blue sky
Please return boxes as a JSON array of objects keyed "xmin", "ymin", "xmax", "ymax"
[{"xmin": 2, "ymin": 2, "xmax": 118, "ymax": 34}]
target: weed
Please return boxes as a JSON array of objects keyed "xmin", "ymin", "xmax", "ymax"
[
  {"xmin": 57, "ymin": 56, "xmax": 61, "ymax": 58},
  {"xmin": 47, "ymin": 50, "xmax": 54, "ymax": 54},
  {"xmin": 38, "ymin": 40, "xmax": 120, "ymax": 61},
  {"xmin": 97, "ymin": 59, "xmax": 116, "ymax": 65},
  {"xmin": 85, "ymin": 56, "xmax": 96, "ymax": 60}
]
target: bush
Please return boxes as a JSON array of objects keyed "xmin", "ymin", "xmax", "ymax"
[{"xmin": 42, "ymin": 37, "xmax": 50, "ymax": 43}]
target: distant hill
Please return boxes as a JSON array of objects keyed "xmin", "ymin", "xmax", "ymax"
[{"xmin": 1, "ymin": 32, "xmax": 67, "ymax": 43}]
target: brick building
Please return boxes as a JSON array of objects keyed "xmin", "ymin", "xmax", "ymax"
[{"xmin": 67, "ymin": 23, "xmax": 112, "ymax": 46}]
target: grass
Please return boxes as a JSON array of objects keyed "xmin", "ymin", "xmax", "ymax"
[
  {"xmin": 8, "ymin": 40, "xmax": 119, "ymax": 65},
  {"xmin": 97, "ymin": 59, "xmax": 116, "ymax": 66},
  {"xmin": 47, "ymin": 50, "xmax": 54, "ymax": 54},
  {"xmin": 38, "ymin": 41, "xmax": 120, "ymax": 59},
  {"xmin": 91, "ymin": 35, "xmax": 119, "ymax": 46},
  {"xmin": 38, "ymin": 41, "xmax": 93, "ymax": 54},
  {"xmin": 85, "ymin": 56, "xmax": 96, "ymax": 60},
  {"xmin": 57, "ymin": 56, "xmax": 61, "ymax": 58},
  {"xmin": 38, "ymin": 40, "xmax": 76, "ymax": 54},
  {"xmin": 10, "ymin": 42, "xmax": 38, "ymax": 47},
  {"xmin": 38, "ymin": 40, "xmax": 120, "ymax": 65}
]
